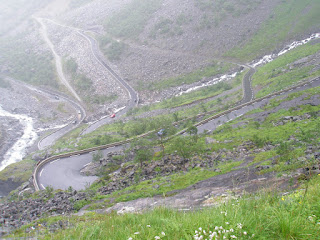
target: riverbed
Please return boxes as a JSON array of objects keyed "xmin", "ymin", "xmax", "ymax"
[{"xmin": 0, "ymin": 105, "xmax": 38, "ymax": 172}]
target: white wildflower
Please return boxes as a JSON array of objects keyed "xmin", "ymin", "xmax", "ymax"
[
  {"xmin": 161, "ymin": 232, "xmax": 166, "ymax": 236},
  {"xmin": 199, "ymin": 227, "xmax": 202, "ymax": 231},
  {"xmin": 134, "ymin": 232, "xmax": 140, "ymax": 235},
  {"xmin": 231, "ymin": 235, "xmax": 237, "ymax": 239},
  {"xmin": 308, "ymin": 215, "xmax": 317, "ymax": 222},
  {"xmin": 225, "ymin": 222, "xmax": 230, "ymax": 225},
  {"xmin": 230, "ymin": 228, "xmax": 234, "ymax": 232},
  {"xmin": 243, "ymin": 231, "xmax": 247, "ymax": 235},
  {"xmin": 128, "ymin": 238, "xmax": 133, "ymax": 240},
  {"xmin": 237, "ymin": 223, "xmax": 243, "ymax": 229},
  {"xmin": 155, "ymin": 236, "xmax": 161, "ymax": 240},
  {"xmin": 221, "ymin": 211, "xmax": 227, "ymax": 216},
  {"xmin": 195, "ymin": 230, "xmax": 198, "ymax": 234},
  {"xmin": 147, "ymin": 225, "xmax": 151, "ymax": 228},
  {"xmin": 215, "ymin": 226, "xmax": 219, "ymax": 230}
]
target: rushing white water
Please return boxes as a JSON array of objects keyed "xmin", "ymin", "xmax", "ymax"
[
  {"xmin": 114, "ymin": 106, "xmax": 126, "ymax": 113},
  {"xmin": 177, "ymin": 72, "xmax": 238, "ymax": 96},
  {"xmin": 0, "ymin": 106, "xmax": 38, "ymax": 172},
  {"xmin": 250, "ymin": 33, "xmax": 320, "ymax": 68},
  {"xmin": 178, "ymin": 33, "xmax": 320, "ymax": 96}
]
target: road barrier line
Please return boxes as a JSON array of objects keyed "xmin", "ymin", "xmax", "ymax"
[{"xmin": 33, "ymin": 76, "xmax": 320, "ymax": 191}]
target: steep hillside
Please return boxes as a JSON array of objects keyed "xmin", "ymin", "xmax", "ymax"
[
  {"xmin": 0, "ymin": 1, "xmax": 320, "ymax": 238},
  {"xmin": 58, "ymin": 0, "xmax": 320, "ymax": 103},
  {"xmin": 0, "ymin": 0, "xmax": 58, "ymax": 88}
]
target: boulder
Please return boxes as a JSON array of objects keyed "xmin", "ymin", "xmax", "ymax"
[{"xmin": 205, "ymin": 137, "xmax": 218, "ymax": 144}]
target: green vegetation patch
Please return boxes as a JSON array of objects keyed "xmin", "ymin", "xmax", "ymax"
[
  {"xmin": 91, "ymin": 161, "xmax": 241, "ymax": 204},
  {"xmin": 0, "ymin": 159, "xmax": 34, "ymax": 183},
  {"xmin": 226, "ymin": 0, "xmax": 320, "ymax": 61},
  {"xmin": 128, "ymin": 69, "xmax": 244, "ymax": 116},
  {"xmin": 252, "ymin": 42, "xmax": 320, "ymax": 98},
  {"xmin": 146, "ymin": 61, "xmax": 235, "ymax": 91},
  {"xmin": 11, "ymin": 176, "xmax": 320, "ymax": 239},
  {"xmin": 0, "ymin": 35, "xmax": 58, "ymax": 88},
  {"xmin": 63, "ymin": 57, "xmax": 117, "ymax": 105}
]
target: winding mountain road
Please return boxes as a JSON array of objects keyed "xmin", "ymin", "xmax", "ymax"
[
  {"xmin": 35, "ymin": 77, "xmax": 320, "ymax": 190},
  {"xmin": 34, "ymin": 18, "xmax": 139, "ymax": 149},
  {"xmin": 37, "ymin": 90, "xmax": 86, "ymax": 150},
  {"xmin": 77, "ymin": 31, "xmax": 138, "ymax": 135},
  {"xmin": 33, "ymin": 20, "xmax": 320, "ymax": 192},
  {"xmin": 37, "ymin": 18, "xmax": 139, "ymax": 136}
]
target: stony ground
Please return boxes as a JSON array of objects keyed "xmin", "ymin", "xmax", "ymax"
[
  {"xmin": 0, "ymin": 79, "xmax": 78, "ymax": 195},
  {"xmin": 51, "ymin": 0, "xmax": 283, "ymax": 104}
]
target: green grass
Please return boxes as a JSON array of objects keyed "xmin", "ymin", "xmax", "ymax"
[
  {"xmin": 251, "ymin": 42, "xmax": 320, "ymax": 98},
  {"xmin": 146, "ymin": 61, "xmax": 235, "ymax": 91},
  {"xmin": 128, "ymin": 69, "xmax": 245, "ymax": 117},
  {"xmin": 63, "ymin": 57, "xmax": 118, "ymax": 105},
  {"xmin": 0, "ymin": 34, "xmax": 58, "ymax": 88},
  {"xmin": 225, "ymin": 0, "xmax": 320, "ymax": 61},
  {"xmin": 93, "ymin": 161, "xmax": 242, "ymax": 205},
  {"xmin": 214, "ymin": 104, "xmax": 320, "ymax": 146},
  {"xmin": 0, "ymin": 159, "xmax": 34, "ymax": 183},
  {"xmin": 248, "ymin": 150, "xmax": 277, "ymax": 167},
  {"xmin": 49, "ymin": 82, "xmax": 242, "ymax": 152},
  {"xmin": 10, "ymin": 176, "xmax": 320, "ymax": 239}
]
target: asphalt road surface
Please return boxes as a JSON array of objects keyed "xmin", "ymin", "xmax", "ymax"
[
  {"xmin": 37, "ymin": 78, "xmax": 320, "ymax": 190},
  {"xmin": 78, "ymin": 32, "xmax": 138, "ymax": 135},
  {"xmin": 198, "ymin": 78, "xmax": 320, "ymax": 134},
  {"xmin": 37, "ymin": 146, "xmax": 122, "ymax": 190},
  {"xmin": 37, "ymin": 93, "xmax": 86, "ymax": 150}
]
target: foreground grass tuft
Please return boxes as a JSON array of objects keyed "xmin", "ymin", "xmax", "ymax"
[{"xmin": 10, "ymin": 176, "xmax": 320, "ymax": 239}]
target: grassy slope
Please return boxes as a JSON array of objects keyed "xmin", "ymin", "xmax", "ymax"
[
  {"xmin": 50, "ymin": 85, "xmax": 320, "ymax": 211},
  {"xmin": 50, "ymin": 85, "xmax": 241, "ymax": 152},
  {"xmin": 225, "ymin": 0, "xmax": 320, "ymax": 61},
  {"xmin": 11, "ymin": 176, "xmax": 320, "ymax": 239},
  {"xmin": 10, "ymin": 80, "xmax": 319, "ymax": 239},
  {"xmin": 0, "ymin": 35, "xmax": 58, "ymax": 87},
  {"xmin": 252, "ymin": 42, "xmax": 320, "ymax": 98},
  {"xmin": 6, "ymin": 50, "xmax": 320, "ymax": 239},
  {"xmin": 148, "ymin": 62, "xmax": 236, "ymax": 91},
  {"xmin": 89, "ymin": 161, "xmax": 241, "ymax": 204},
  {"xmin": 102, "ymin": 85, "xmax": 320, "ymax": 206},
  {"xmin": 0, "ymin": 0, "xmax": 58, "ymax": 88},
  {"xmin": 0, "ymin": 159, "xmax": 34, "ymax": 183}
]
